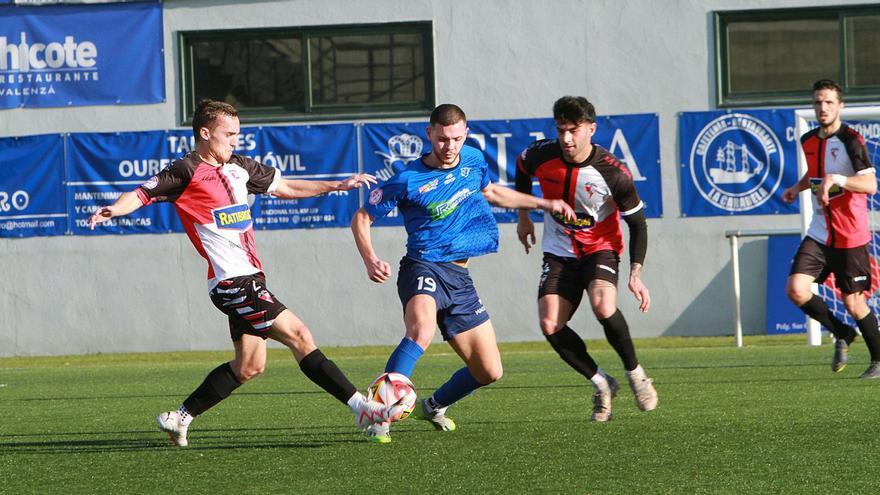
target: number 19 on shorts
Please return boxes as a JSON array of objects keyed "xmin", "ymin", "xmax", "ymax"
[{"xmin": 417, "ymin": 276, "xmax": 436, "ymax": 292}]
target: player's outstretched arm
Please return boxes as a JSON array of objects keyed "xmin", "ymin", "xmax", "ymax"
[
  {"xmin": 351, "ymin": 208, "xmax": 392, "ymax": 283},
  {"xmin": 87, "ymin": 191, "xmax": 145, "ymax": 229},
  {"xmin": 274, "ymin": 173, "xmax": 377, "ymax": 199},
  {"xmin": 482, "ymin": 183, "xmax": 575, "ymax": 221}
]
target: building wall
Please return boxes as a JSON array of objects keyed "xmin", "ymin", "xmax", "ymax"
[{"xmin": 2, "ymin": 0, "xmax": 873, "ymax": 356}]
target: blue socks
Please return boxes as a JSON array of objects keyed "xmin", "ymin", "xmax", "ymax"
[
  {"xmin": 385, "ymin": 338, "xmax": 485, "ymax": 408},
  {"xmin": 432, "ymin": 367, "xmax": 484, "ymax": 407},
  {"xmin": 384, "ymin": 337, "xmax": 425, "ymax": 377}
]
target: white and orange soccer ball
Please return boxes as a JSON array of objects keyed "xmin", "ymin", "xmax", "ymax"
[{"xmin": 366, "ymin": 372, "xmax": 417, "ymax": 421}]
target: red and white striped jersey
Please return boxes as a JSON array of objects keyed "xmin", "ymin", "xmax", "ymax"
[
  {"xmin": 801, "ymin": 124, "xmax": 874, "ymax": 248},
  {"xmin": 136, "ymin": 152, "xmax": 280, "ymax": 290},
  {"xmin": 516, "ymin": 140, "xmax": 643, "ymax": 258}
]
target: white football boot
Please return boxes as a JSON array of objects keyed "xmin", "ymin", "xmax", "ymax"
[
  {"xmin": 416, "ymin": 398, "xmax": 456, "ymax": 431},
  {"xmin": 365, "ymin": 421, "xmax": 392, "ymax": 444},
  {"xmin": 354, "ymin": 400, "xmax": 405, "ymax": 430},
  {"xmin": 156, "ymin": 410, "xmax": 189, "ymax": 447},
  {"xmin": 590, "ymin": 374, "xmax": 620, "ymax": 422},
  {"xmin": 626, "ymin": 369, "xmax": 658, "ymax": 412}
]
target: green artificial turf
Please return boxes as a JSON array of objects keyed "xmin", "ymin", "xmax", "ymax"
[{"xmin": 1, "ymin": 335, "xmax": 877, "ymax": 494}]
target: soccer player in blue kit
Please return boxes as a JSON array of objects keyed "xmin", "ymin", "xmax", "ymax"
[{"xmin": 351, "ymin": 104, "xmax": 575, "ymax": 443}]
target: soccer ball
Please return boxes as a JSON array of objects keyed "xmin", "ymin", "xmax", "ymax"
[{"xmin": 366, "ymin": 372, "xmax": 417, "ymax": 421}]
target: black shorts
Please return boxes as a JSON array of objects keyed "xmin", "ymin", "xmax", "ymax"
[
  {"xmin": 209, "ymin": 273, "xmax": 287, "ymax": 341},
  {"xmin": 538, "ymin": 251, "xmax": 620, "ymax": 312},
  {"xmin": 790, "ymin": 236, "xmax": 871, "ymax": 294}
]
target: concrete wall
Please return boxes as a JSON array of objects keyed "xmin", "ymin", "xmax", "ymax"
[{"xmin": 2, "ymin": 0, "xmax": 874, "ymax": 356}]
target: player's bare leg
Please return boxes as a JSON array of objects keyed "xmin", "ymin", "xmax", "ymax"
[
  {"xmin": 415, "ymin": 321, "xmax": 502, "ymax": 432},
  {"xmin": 403, "ymin": 294, "xmax": 439, "ymax": 349},
  {"xmin": 448, "ymin": 320, "xmax": 503, "ymax": 385},
  {"xmin": 231, "ymin": 333, "xmax": 268, "ymax": 382},
  {"xmin": 266, "ymin": 309, "xmax": 317, "ymax": 361}
]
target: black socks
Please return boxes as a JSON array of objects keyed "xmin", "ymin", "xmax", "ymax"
[
  {"xmin": 856, "ymin": 312, "xmax": 880, "ymax": 361},
  {"xmin": 299, "ymin": 349, "xmax": 358, "ymax": 404},
  {"xmin": 545, "ymin": 326, "xmax": 599, "ymax": 378},
  {"xmin": 182, "ymin": 362, "xmax": 242, "ymax": 416},
  {"xmin": 799, "ymin": 295, "xmax": 856, "ymax": 343},
  {"xmin": 598, "ymin": 309, "xmax": 639, "ymax": 371}
]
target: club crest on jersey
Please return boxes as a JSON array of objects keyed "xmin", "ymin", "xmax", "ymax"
[
  {"xmin": 688, "ymin": 113, "xmax": 784, "ymax": 212},
  {"xmin": 369, "ymin": 187, "xmax": 383, "ymax": 205},
  {"xmin": 257, "ymin": 289, "xmax": 274, "ymax": 303},
  {"xmin": 460, "ymin": 167, "xmax": 470, "ymax": 178},
  {"xmin": 212, "ymin": 203, "xmax": 252, "ymax": 230},
  {"xmin": 830, "ymin": 146, "xmax": 840, "ymax": 163},
  {"xmin": 584, "ymin": 182, "xmax": 597, "ymax": 199},
  {"xmin": 584, "ymin": 182, "xmax": 608, "ymax": 203}
]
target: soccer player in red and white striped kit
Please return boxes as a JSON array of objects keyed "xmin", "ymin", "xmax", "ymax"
[
  {"xmin": 516, "ymin": 96, "xmax": 658, "ymax": 422},
  {"xmin": 783, "ymin": 79, "xmax": 880, "ymax": 378},
  {"xmin": 88, "ymin": 100, "xmax": 404, "ymax": 446}
]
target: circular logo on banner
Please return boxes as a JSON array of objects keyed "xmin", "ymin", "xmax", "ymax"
[{"xmin": 689, "ymin": 113, "xmax": 784, "ymax": 212}]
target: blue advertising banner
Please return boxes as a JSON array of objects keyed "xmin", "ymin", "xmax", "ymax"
[
  {"xmin": 4, "ymin": 112, "xmax": 660, "ymax": 239},
  {"xmin": 679, "ymin": 109, "xmax": 800, "ymax": 217},
  {"xmin": 765, "ymin": 234, "xmax": 806, "ymax": 334},
  {"xmin": 362, "ymin": 114, "xmax": 662, "ymax": 226},
  {"xmin": 361, "ymin": 121, "xmax": 426, "ymax": 227},
  {"xmin": 66, "ymin": 130, "xmax": 186, "ymax": 235},
  {"xmin": 67, "ymin": 124, "xmax": 358, "ymax": 236},
  {"xmin": 249, "ymin": 124, "xmax": 358, "ymax": 230},
  {"xmin": 0, "ymin": 133, "xmax": 66, "ymax": 237},
  {"xmin": 0, "ymin": 0, "xmax": 163, "ymax": 108}
]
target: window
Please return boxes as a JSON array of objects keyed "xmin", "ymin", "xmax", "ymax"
[
  {"xmin": 179, "ymin": 22, "xmax": 434, "ymax": 123},
  {"xmin": 715, "ymin": 6, "xmax": 880, "ymax": 107}
]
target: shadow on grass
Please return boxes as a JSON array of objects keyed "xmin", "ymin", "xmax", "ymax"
[
  {"xmin": 5, "ymin": 361, "xmax": 830, "ymax": 403},
  {"xmin": 0, "ymin": 426, "xmax": 366, "ymax": 454},
  {"xmin": 12, "ymin": 390, "xmax": 328, "ymax": 402}
]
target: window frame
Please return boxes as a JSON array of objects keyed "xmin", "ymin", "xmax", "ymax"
[
  {"xmin": 178, "ymin": 21, "xmax": 435, "ymax": 124},
  {"xmin": 715, "ymin": 5, "xmax": 880, "ymax": 108}
]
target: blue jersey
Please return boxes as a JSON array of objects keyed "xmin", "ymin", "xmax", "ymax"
[{"xmin": 365, "ymin": 145, "xmax": 499, "ymax": 262}]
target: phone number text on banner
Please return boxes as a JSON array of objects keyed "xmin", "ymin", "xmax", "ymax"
[
  {"xmin": 67, "ymin": 130, "xmax": 187, "ymax": 235},
  {"xmin": 0, "ymin": 0, "xmax": 164, "ymax": 108},
  {"xmin": 0, "ymin": 134, "xmax": 66, "ymax": 237},
  {"xmin": 679, "ymin": 109, "xmax": 800, "ymax": 217},
  {"xmin": 66, "ymin": 124, "xmax": 359, "ymax": 235}
]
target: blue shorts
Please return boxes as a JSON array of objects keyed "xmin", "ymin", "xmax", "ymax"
[{"xmin": 397, "ymin": 256, "xmax": 490, "ymax": 340}]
